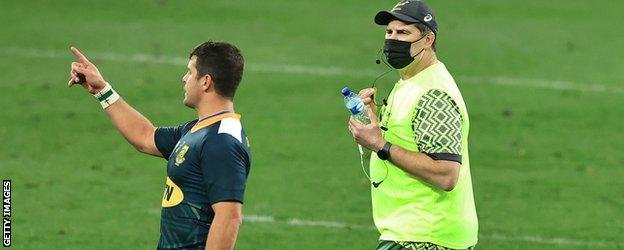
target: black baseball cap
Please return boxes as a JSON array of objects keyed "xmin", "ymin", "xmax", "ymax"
[{"xmin": 374, "ymin": 0, "xmax": 438, "ymax": 33}]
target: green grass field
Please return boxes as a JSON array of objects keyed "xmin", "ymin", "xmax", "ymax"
[{"xmin": 1, "ymin": 0, "xmax": 623, "ymax": 249}]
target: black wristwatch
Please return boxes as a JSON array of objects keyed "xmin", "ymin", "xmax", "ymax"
[{"xmin": 377, "ymin": 142, "xmax": 392, "ymax": 160}]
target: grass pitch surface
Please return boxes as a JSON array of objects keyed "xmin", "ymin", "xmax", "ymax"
[{"xmin": 1, "ymin": 0, "xmax": 623, "ymax": 249}]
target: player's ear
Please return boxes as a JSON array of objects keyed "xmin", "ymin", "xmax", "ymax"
[{"xmin": 201, "ymin": 74, "xmax": 213, "ymax": 92}]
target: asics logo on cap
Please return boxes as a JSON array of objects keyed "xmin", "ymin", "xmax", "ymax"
[{"xmin": 424, "ymin": 14, "xmax": 433, "ymax": 22}]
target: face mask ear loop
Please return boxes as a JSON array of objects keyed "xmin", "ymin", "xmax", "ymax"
[{"xmin": 409, "ymin": 33, "xmax": 429, "ymax": 59}]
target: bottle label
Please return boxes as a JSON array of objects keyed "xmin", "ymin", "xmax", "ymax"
[{"xmin": 350, "ymin": 100, "xmax": 365, "ymax": 114}]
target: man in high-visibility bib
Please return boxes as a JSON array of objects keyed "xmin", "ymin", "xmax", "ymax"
[{"xmin": 348, "ymin": 1, "xmax": 478, "ymax": 249}]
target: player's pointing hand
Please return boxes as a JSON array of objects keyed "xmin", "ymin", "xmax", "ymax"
[{"xmin": 68, "ymin": 46, "xmax": 107, "ymax": 94}]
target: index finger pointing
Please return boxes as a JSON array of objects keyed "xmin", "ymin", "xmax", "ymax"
[{"xmin": 70, "ymin": 46, "xmax": 91, "ymax": 63}]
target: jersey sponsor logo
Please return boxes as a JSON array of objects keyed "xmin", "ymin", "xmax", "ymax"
[
  {"xmin": 174, "ymin": 144, "xmax": 189, "ymax": 166},
  {"xmin": 162, "ymin": 177, "xmax": 184, "ymax": 207}
]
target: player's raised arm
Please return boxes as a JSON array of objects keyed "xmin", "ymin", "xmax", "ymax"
[{"xmin": 68, "ymin": 46, "xmax": 162, "ymax": 157}]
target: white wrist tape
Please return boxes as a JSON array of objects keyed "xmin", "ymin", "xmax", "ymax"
[{"xmin": 93, "ymin": 82, "xmax": 120, "ymax": 109}]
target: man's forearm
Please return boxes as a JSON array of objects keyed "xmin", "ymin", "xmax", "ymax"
[
  {"xmin": 103, "ymin": 98, "xmax": 160, "ymax": 156},
  {"xmin": 205, "ymin": 212, "xmax": 241, "ymax": 250},
  {"xmin": 388, "ymin": 145, "xmax": 460, "ymax": 191}
]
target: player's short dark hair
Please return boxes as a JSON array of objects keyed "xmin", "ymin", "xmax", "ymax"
[
  {"xmin": 413, "ymin": 23, "xmax": 437, "ymax": 52},
  {"xmin": 190, "ymin": 41, "xmax": 244, "ymax": 100}
]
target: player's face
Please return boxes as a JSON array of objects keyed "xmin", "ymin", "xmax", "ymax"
[
  {"xmin": 385, "ymin": 20, "xmax": 426, "ymax": 56},
  {"xmin": 182, "ymin": 56, "xmax": 202, "ymax": 108}
]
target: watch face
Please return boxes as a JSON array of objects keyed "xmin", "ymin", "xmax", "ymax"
[
  {"xmin": 377, "ymin": 142, "xmax": 392, "ymax": 160},
  {"xmin": 377, "ymin": 149, "xmax": 389, "ymax": 160}
]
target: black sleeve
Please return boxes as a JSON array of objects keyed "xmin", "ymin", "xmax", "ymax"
[
  {"xmin": 412, "ymin": 89, "xmax": 463, "ymax": 164},
  {"xmin": 201, "ymin": 134, "xmax": 250, "ymax": 205},
  {"xmin": 154, "ymin": 120, "xmax": 197, "ymax": 159}
]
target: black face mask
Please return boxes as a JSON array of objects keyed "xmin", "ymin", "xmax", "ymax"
[{"xmin": 383, "ymin": 35, "xmax": 426, "ymax": 69}]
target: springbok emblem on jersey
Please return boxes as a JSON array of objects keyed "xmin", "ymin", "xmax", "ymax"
[{"xmin": 174, "ymin": 144, "xmax": 189, "ymax": 166}]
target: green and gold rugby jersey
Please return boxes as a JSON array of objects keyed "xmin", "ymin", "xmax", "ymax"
[
  {"xmin": 371, "ymin": 62, "xmax": 478, "ymax": 249},
  {"xmin": 154, "ymin": 112, "xmax": 251, "ymax": 249}
]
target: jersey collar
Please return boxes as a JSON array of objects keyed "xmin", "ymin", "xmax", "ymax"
[{"xmin": 190, "ymin": 112, "xmax": 241, "ymax": 133}]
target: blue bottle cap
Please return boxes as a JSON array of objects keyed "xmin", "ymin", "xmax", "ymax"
[{"xmin": 341, "ymin": 87, "xmax": 352, "ymax": 96}]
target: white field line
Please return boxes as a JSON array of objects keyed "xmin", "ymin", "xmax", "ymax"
[
  {"xmin": 2, "ymin": 47, "xmax": 622, "ymax": 94},
  {"xmin": 146, "ymin": 209, "xmax": 622, "ymax": 247},
  {"xmin": 460, "ymin": 76, "xmax": 624, "ymax": 94},
  {"xmin": 243, "ymin": 214, "xmax": 374, "ymax": 231},
  {"xmin": 0, "ymin": 47, "xmax": 375, "ymax": 77},
  {"xmin": 243, "ymin": 214, "xmax": 622, "ymax": 248}
]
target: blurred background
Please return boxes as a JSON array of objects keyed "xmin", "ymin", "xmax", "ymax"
[{"xmin": 1, "ymin": 0, "xmax": 623, "ymax": 249}]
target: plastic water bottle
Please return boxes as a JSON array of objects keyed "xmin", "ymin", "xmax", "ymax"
[
  {"xmin": 341, "ymin": 87, "xmax": 372, "ymax": 170},
  {"xmin": 341, "ymin": 87, "xmax": 371, "ymax": 124}
]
